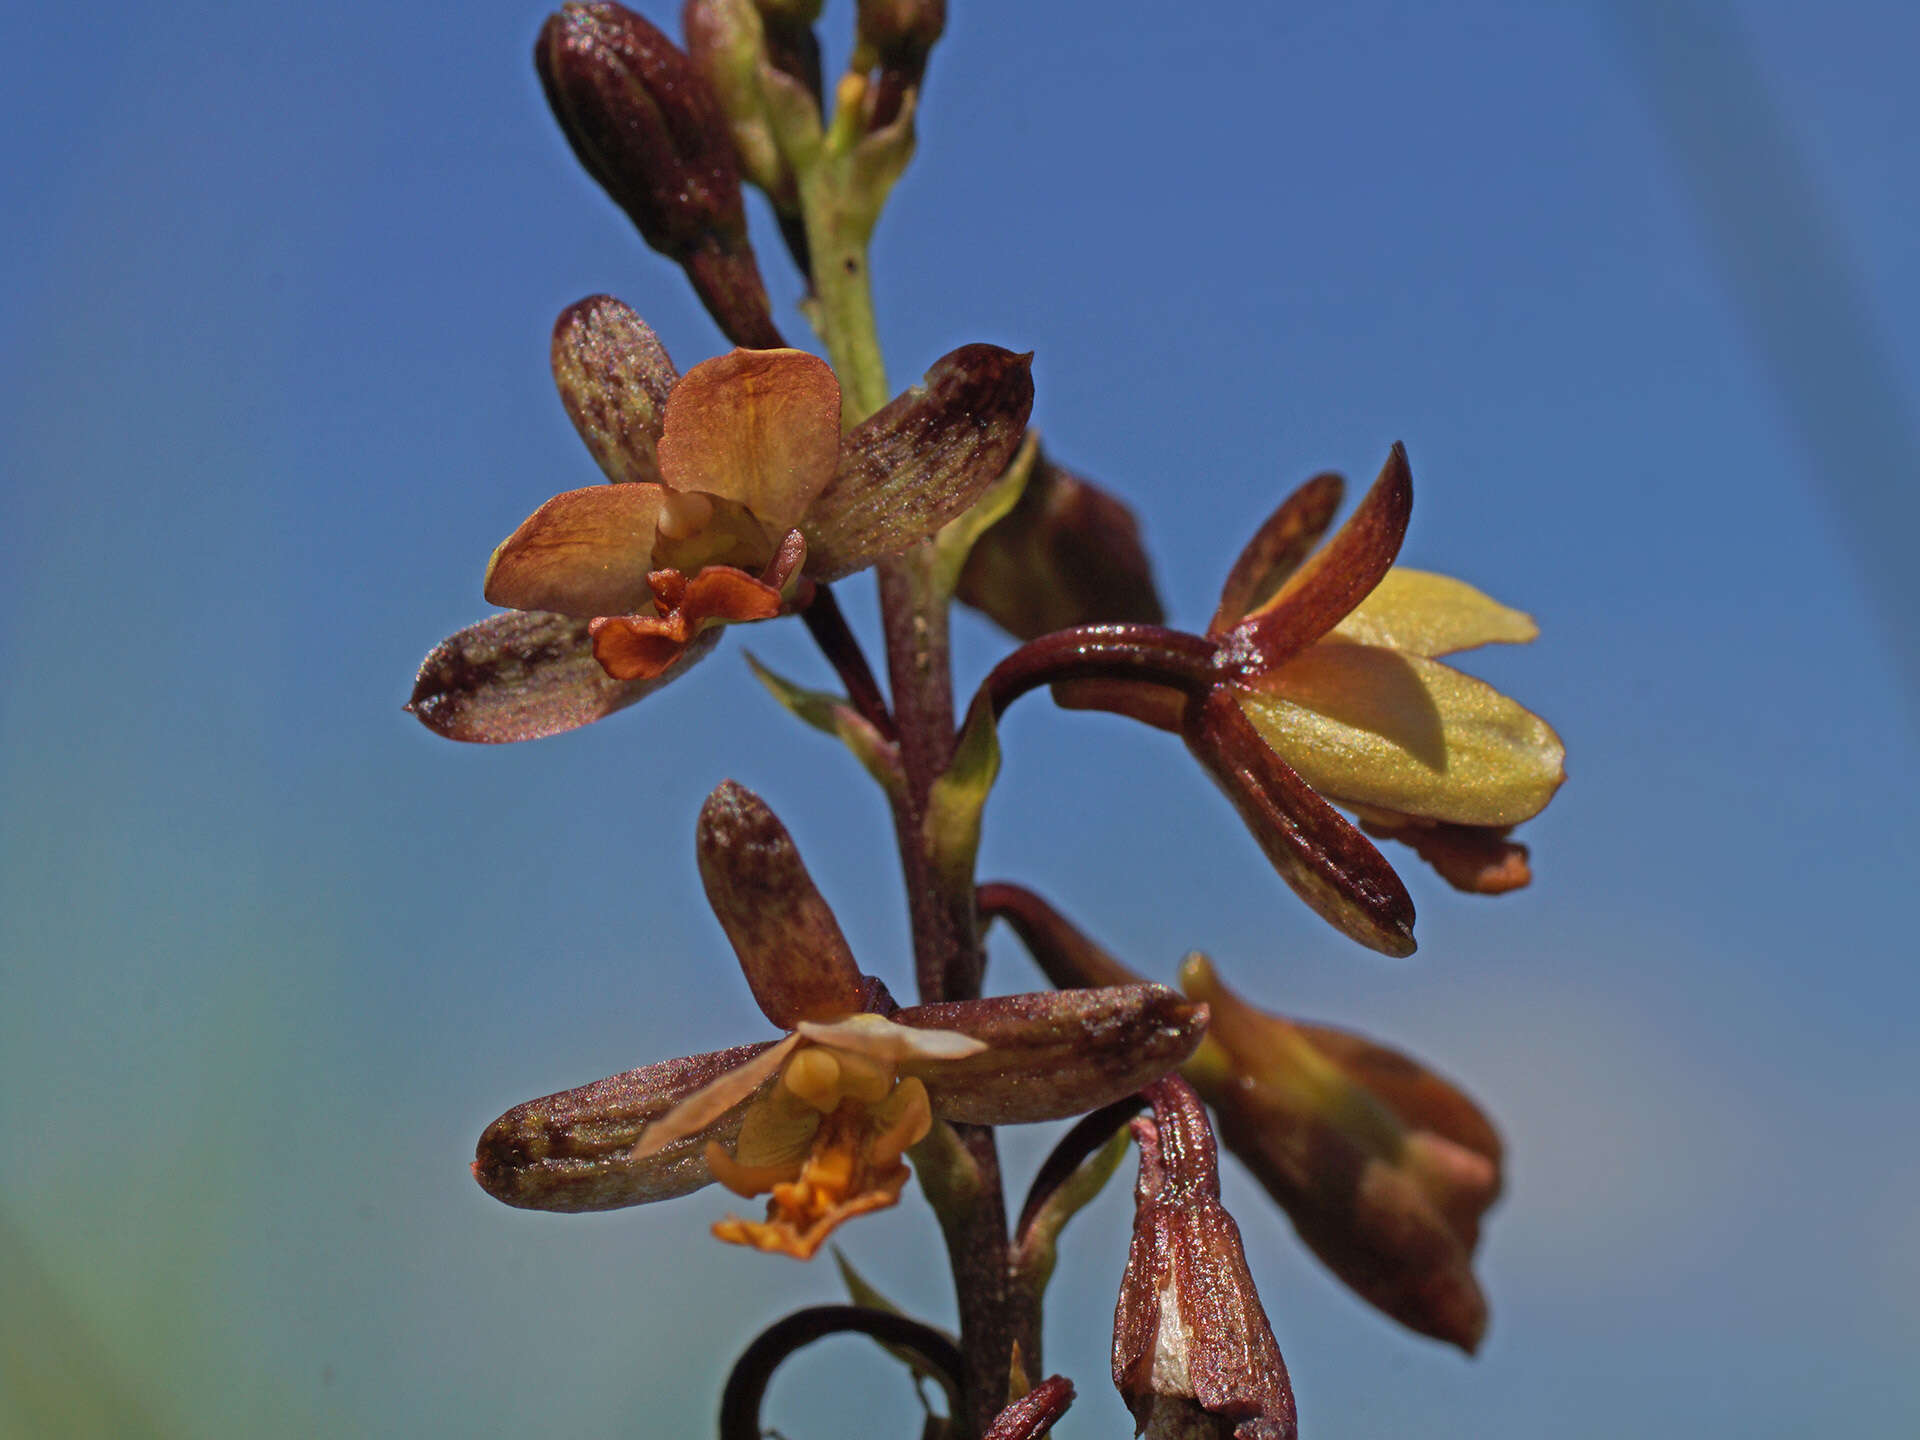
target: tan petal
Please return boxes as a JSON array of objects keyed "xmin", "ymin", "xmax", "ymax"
[
  {"xmin": 794, "ymin": 1013, "xmax": 988, "ymax": 1062},
  {"xmin": 1329, "ymin": 568, "xmax": 1539, "ymax": 656},
  {"xmin": 408, "ymin": 610, "xmax": 717, "ymax": 743},
  {"xmin": 897, "ymin": 985, "xmax": 1208, "ymax": 1125},
  {"xmin": 805, "ymin": 345, "xmax": 1035, "ymax": 580},
  {"xmin": 1183, "ymin": 686, "xmax": 1418, "ymax": 958},
  {"xmin": 483, "ymin": 484, "xmax": 664, "ymax": 617},
  {"xmin": 655, "ymin": 348, "xmax": 842, "ymax": 529},
  {"xmin": 1232, "ymin": 444, "xmax": 1412, "ymax": 669},
  {"xmin": 472, "ymin": 1041, "xmax": 775, "ymax": 1212},
  {"xmin": 551, "ymin": 295, "xmax": 679, "ymax": 486},
  {"xmin": 633, "ymin": 1033, "xmax": 801, "ymax": 1158},
  {"xmin": 1237, "ymin": 645, "xmax": 1566, "ymax": 827},
  {"xmin": 1210, "ymin": 470, "xmax": 1344, "ymax": 635},
  {"xmin": 696, "ymin": 780, "xmax": 867, "ymax": 1027}
]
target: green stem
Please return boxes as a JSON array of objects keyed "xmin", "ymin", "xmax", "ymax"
[
  {"xmin": 794, "ymin": 76, "xmax": 1009, "ymax": 1440},
  {"xmin": 797, "ymin": 164, "xmax": 889, "ymax": 424}
]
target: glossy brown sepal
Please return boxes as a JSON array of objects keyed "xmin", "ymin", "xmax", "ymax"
[
  {"xmin": 474, "ymin": 1041, "xmax": 774, "ymax": 1211},
  {"xmin": 957, "ymin": 451, "xmax": 1165, "ymax": 641},
  {"xmin": 1113, "ymin": 1077, "xmax": 1298, "ymax": 1440},
  {"xmin": 804, "ymin": 345, "xmax": 1035, "ymax": 579},
  {"xmin": 897, "ymin": 984, "xmax": 1207, "ymax": 1125},
  {"xmin": 1211, "ymin": 472, "xmax": 1343, "ymax": 635},
  {"xmin": 407, "ymin": 611, "xmax": 718, "ymax": 743},
  {"xmin": 696, "ymin": 780, "xmax": 867, "ymax": 1027},
  {"xmin": 1183, "ymin": 687, "xmax": 1417, "ymax": 957},
  {"xmin": 1229, "ymin": 445, "xmax": 1412, "ymax": 673}
]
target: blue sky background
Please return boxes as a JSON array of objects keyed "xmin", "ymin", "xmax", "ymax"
[{"xmin": 3, "ymin": 1, "xmax": 1917, "ymax": 1435}]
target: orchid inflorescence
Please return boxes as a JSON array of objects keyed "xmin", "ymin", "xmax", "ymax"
[{"xmin": 410, "ymin": 3, "xmax": 1566, "ymax": 1435}]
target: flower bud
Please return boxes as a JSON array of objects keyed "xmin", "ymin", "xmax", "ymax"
[
  {"xmin": 536, "ymin": 3, "xmax": 784, "ymax": 348},
  {"xmin": 682, "ymin": 0, "xmax": 793, "ymax": 201},
  {"xmin": 983, "ymin": 1375, "xmax": 1075, "ymax": 1440},
  {"xmin": 1113, "ymin": 1076, "xmax": 1298, "ymax": 1440},
  {"xmin": 855, "ymin": 0, "xmax": 945, "ymax": 128},
  {"xmin": 1180, "ymin": 953, "xmax": 1502, "ymax": 1353}
]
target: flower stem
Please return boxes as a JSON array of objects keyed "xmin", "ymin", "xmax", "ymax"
[
  {"xmin": 981, "ymin": 624, "xmax": 1220, "ymax": 719},
  {"xmin": 796, "ymin": 74, "xmax": 1011, "ymax": 1440},
  {"xmin": 800, "ymin": 584, "xmax": 896, "ymax": 742}
]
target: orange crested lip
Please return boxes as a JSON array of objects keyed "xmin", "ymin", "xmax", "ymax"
[
  {"xmin": 589, "ymin": 564, "xmax": 785, "ymax": 680},
  {"xmin": 707, "ymin": 1094, "xmax": 925, "ymax": 1261}
]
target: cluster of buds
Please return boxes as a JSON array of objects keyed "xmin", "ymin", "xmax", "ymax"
[{"xmin": 415, "ymin": 1, "xmax": 1571, "ymax": 1433}]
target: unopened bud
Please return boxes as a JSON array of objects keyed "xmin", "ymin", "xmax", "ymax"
[
  {"xmin": 537, "ymin": 3, "xmax": 783, "ymax": 348},
  {"xmin": 1113, "ymin": 1077, "xmax": 1297, "ymax": 1440},
  {"xmin": 855, "ymin": 0, "xmax": 944, "ymax": 127},
  {"xmin": 683, "ymin": 0, "xmax": 790, "ymax": 199},
  {"xmin": 983, "ymin": 1375, "xmax": 1075, "ymax": 1440},
  {"xmin": 681, "ymin": 0, "xmax": 821, "ymax": 278}
]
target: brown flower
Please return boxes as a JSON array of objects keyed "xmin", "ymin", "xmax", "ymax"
[
  {"xmin": 1054, "ymin": 445, "xmax": 1564, "ymax": 954},
  {"xmin": 412, "ymin": 298, "xmax": 1031, "ymax": 741},
  {"xmin": 473, "ymin": 782, "xmax": 1207, "ymax": 1258}
]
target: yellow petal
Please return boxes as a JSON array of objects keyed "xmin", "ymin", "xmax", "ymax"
[
  {"xmin": 731, "ymin": 1080, "xmax": 824, "ymax": 1170},
  {"xmin": 1237, "ymin": 645, "xmax": 1565, "ymax": 827},
  {"xmin": 1329, "ymin": 569, "xmax": 1538, "ymax": 656},
  {"xmin": 633, "ymin": 1032, "xmax": 801, "ymax": 1159},
  {"xmin": 793, "ymin": 1013, "xmax": 988, "ymax": 1063},
  {"xmin": 655, "ymin": 349, "xmax": 841, "ymax": 530},
  {"xmin": 782, "ymin": 1047, "xmax": 846, "ymax": 1112},
  {"xmin": 866, "ymin": 1076, "xmax": 932, "ymax": 1167},
  {"xmin": 484, "ymin": 484, "xmax": 664, "ymax": 618},
  {"xmin": 705, "ymin": 1140, "xmax": 805, "ymax": 1199}
]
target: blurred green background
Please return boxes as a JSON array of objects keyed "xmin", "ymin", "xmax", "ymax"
[{"xmin": 3, "ymin": 1, "xmax": 1916, "ymax": 1435}]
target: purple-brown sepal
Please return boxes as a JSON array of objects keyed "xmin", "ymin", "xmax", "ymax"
[{"xmin": 1113, "ymin": 1077, "xmax": 1298, "ymax": 1440}]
